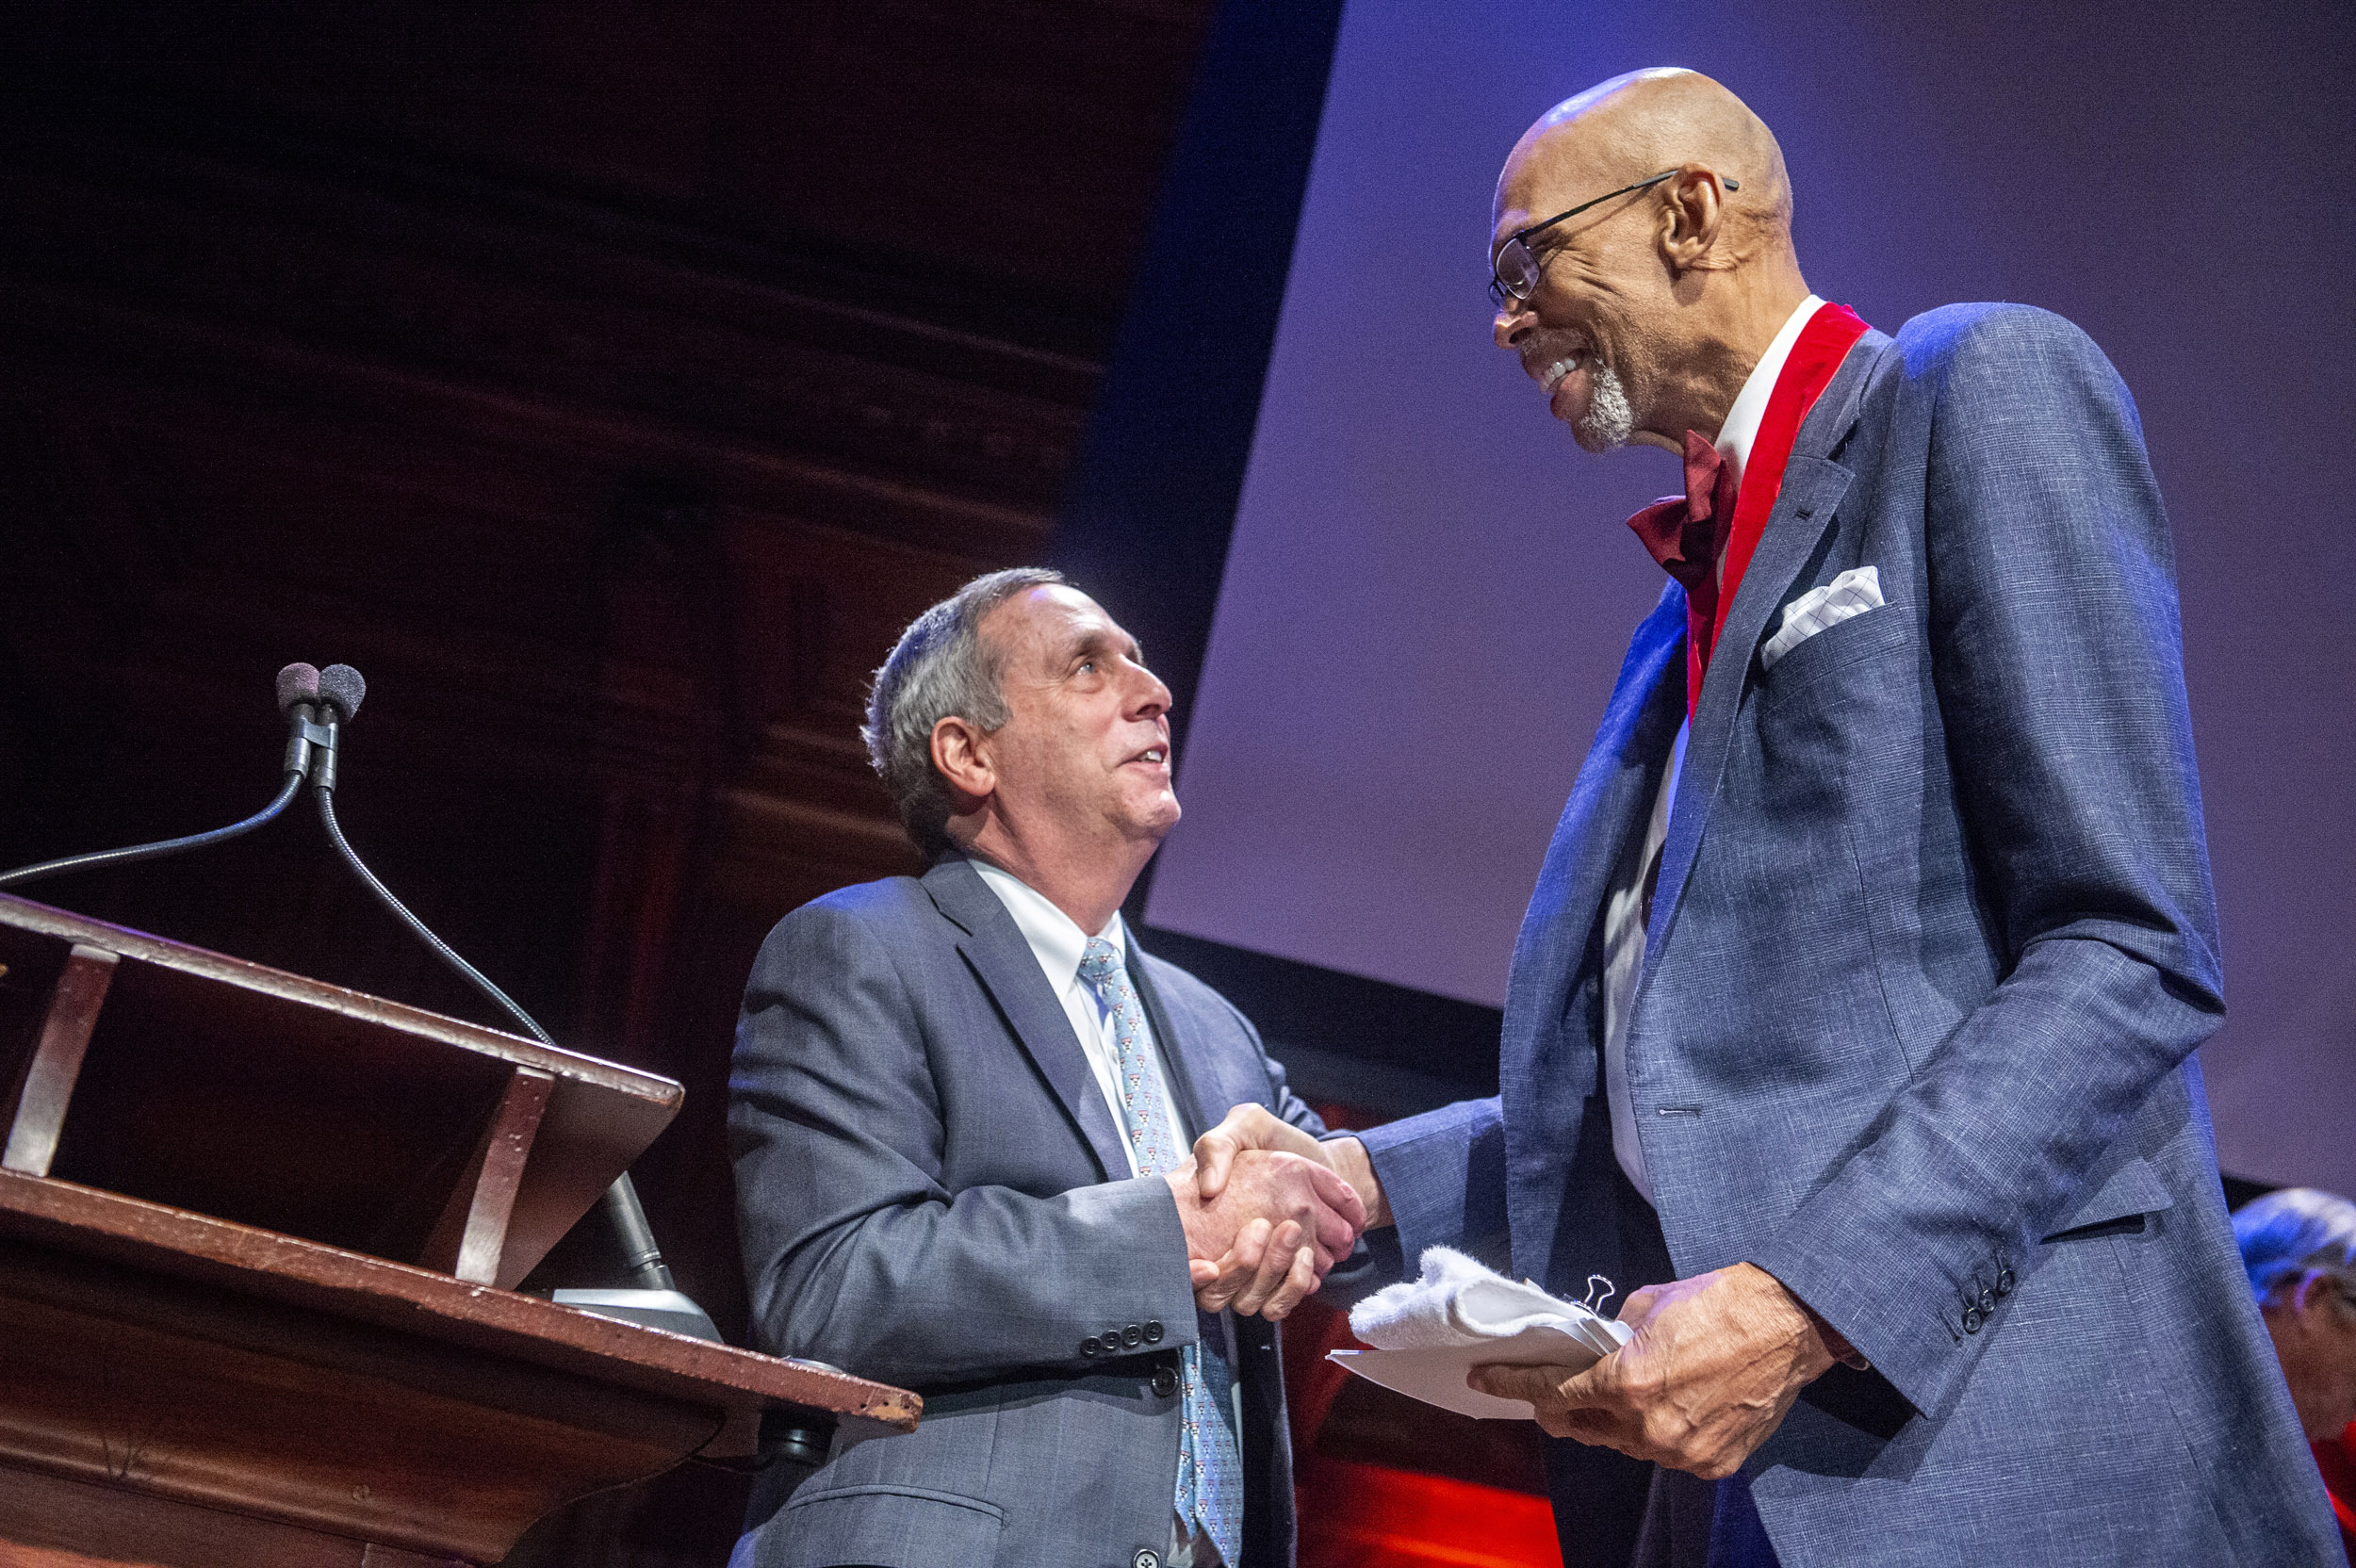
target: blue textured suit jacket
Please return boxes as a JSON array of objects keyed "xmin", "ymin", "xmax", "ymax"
[
  {"xmin": 728, "ymin": 856, "xmax": 1328, "ymax": 1568},
  {"xmin": 1357, "ymin": 304, "xmax": 2337, "ymax": 1562}
]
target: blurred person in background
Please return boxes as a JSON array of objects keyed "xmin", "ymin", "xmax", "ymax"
[{"xmin": 2236, "ymin": 1187, "xmax": 2356, "ymax": 1561}]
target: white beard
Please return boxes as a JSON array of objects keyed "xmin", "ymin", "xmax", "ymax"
[{"xmin": 1574, "ymin": 361, "xmax": 1637, "ymax": 453}]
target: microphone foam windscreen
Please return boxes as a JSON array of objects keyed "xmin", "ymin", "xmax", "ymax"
[
  {"xmin": 276, "ymin": 662, "xmax": 321, "ymax": 714},
  {"xmin": 319, "ymin": 663, "xmax": 367, "ymax": 721}
]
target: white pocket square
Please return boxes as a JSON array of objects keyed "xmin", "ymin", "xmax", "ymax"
[{"xmin": 1761, "ymin": 565, "xmax": 1883, "ymax": 671}]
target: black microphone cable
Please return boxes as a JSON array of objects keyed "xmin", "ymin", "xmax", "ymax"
[
  {"xmin": 0, "ymin": 662, "xmax": 328, "ymax": 891},
  {"xmin": 304, "ymin": 666, "xmax": 548, "ymax": 1049},
  {"xmin": 303, "ymin": 665, "xmax": 679, "ymax": 1297},
  {"xmin": 0, "ymin": 774, "xmax": 303, "ymax": 892}
]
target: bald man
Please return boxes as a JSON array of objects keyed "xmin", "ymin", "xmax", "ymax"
[{"xmin": 1199, "ymin": 69, "xmax": 2336, "ymax": 1567}]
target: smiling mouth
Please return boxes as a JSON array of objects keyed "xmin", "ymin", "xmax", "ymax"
[
  {"xmin": 1133, "ymin": 747, "xmax": 1167, "ymax": 764},
  {"xmin": 1539, "ymin": 347, "xmax": 1593, "ymax": 393}
]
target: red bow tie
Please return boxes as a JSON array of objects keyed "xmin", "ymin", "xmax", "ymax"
[
  {"xmin": 1628, "ymin": 431, "xmax": 1738, "ymax": 715},
  {"xmin": 1628, "ymin": 430, "xmax": 1735, "ymax": 596}
]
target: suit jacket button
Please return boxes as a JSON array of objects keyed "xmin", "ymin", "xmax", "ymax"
[
  {"xmin": 1152, "ymin": 1364, "xmax": 1179, "ymax": 1397},
  {"xmin": 1961, "ymin": 1305, "xmax": 1984, "ymax": 1334},
  {"xmin": 1080, "ymin": 1335, "xmax": 1101, "ymax": 1358},
  {"xmin": 1143, "ymin": 1320, "xmax": 1164, "ymax": 1344},
  {"xmin": 1123, "ymin": 1323, "xmax": 1144, "ymax": 1348},
  {"xmin": 1134, "ymin": 1551, "xmax": 1161, "ymax": 1568},
  {"xmin": 1995, "ymin": 1267, "xmax": 2015, "ymax": 1296},
  {"xmin": 1977, "ymin": 1287, "xmax": 1996, "ymax": 1313}
]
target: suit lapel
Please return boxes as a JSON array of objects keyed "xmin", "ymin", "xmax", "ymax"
[
  {"xmin": 924, "ymin": 858, "xmax": 1133, "ymax": 1180},
  {"xmin": 1502, "ymin": 584, "xmax": 1689, "ymax": 1057},
  {"xmin": 1497, "ymin": 586, "xmax": 1685, "ymax": 1290},
  {"xmin": 1642, "ymin": 332, "xmax": 1890, "ymax": 972}
]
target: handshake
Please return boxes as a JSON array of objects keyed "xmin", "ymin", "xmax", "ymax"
[{"xmin": 1161, "ymin": 1105, "xmax": 1392, "ymax": 1321}]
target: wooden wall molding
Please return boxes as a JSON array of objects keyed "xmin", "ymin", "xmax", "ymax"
[
  {"xmin": 3, "ymin": 114, "xmax": 1096, "ymax": 514},
  {"xmin": 0, "ymin": 8, "xmax": 1220, "ymax": 1554}
]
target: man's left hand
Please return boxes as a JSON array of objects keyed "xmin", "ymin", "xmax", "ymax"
[{"xmin": 1467, "ymin": 1264, "xmax": 1838, "ymax": 1479}]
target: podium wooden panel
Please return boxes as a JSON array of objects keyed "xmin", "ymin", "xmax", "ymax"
[
  {"xmin": 0, "ymin": 895, "xmax": 921, "ymax": 1565},
  {"xmin": 0, "ymin": 894, "xmax": 683, "ymax": 1293}
]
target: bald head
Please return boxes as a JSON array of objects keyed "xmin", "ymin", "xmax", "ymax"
[
  {"xmin": 1488, "ymin": 70, "xmax": 1811, "ymax": 458},
  {"xmin": 1501, "ymin": 70, "xmax": 1793, "ymax": 262}
]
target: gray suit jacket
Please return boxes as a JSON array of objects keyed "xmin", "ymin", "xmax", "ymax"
[
  {"xmin": 728, "ymin": 855, "xmax": 1329, "ymax": 1568},
  {"xmin": 1357, "ymin": 304, "xmax": 2338, "ymax": 1562}
]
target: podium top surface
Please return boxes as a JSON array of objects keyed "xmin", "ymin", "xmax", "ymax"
[
  {"xmin": 0, "ymin": 1167, "xmax": 922, "ymax": 1435},
  {"xmin": 0, "ymin": 892, "xmax": 679, "ymax": 1103}
]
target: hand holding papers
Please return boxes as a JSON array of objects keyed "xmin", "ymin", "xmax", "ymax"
[{"xmin": 1328, "ymin": 1246, "xmax": 1632, "ymax": 1419}]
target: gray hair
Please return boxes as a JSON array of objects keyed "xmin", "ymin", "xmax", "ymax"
[
  {"xmin": 2233, "ymin": 1186, "xmax": 2356, "ymax": 1301},
  {"xmin": 863, "ymin": 567, "xmax": 1066, "ymax": 859}
]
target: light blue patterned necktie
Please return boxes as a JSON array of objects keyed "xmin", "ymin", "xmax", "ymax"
[{"xmin": 1078, "ymin": 936, "xmax": 1242, "ymax": 1566}]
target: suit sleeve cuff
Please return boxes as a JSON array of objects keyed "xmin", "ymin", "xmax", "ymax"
[
  {"xmin": 1748, "ymin": 1188, "xmax": 2005, "ymax": 1420},
  {"xmin": 1352, "ymin": 1097, "xmax": 1508, "ymax": 1271},
  {"xmin": 1066, "ymin": 1173, "xmax": 1206, "ymax": 1354}
]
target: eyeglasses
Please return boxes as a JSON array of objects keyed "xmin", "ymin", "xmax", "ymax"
[{"xmin": 1488, "ymin": 168, "xmax": 1739, "ymax": 308}]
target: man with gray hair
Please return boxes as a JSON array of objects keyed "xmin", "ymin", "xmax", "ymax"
[
  {"xmin": 728, "ymin": 567, "xmax": 1367, "ymax": 1568},
  {"xmin": 2236, "ymin": 1188, "xmax": 2356, "ymax": 1558}
]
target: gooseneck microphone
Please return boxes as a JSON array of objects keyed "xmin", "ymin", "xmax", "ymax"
[
  {"xmin": 298, "ymin": 666, "xmax": 689, "ymax": 1305},
  {"xmin": 0, "ymin": 659, "xmax": 706, "ymax": 1331},
  {"xmin": 0, "ymin": 662, "xmax": 327, "ymax": 891},
  {"xmin": 278, "ymin": 661, "xmax": 329, "ymax": 778},
  {"xmin": 305, "ymin": 665, "xmax": 544, "ymax": 1046}
]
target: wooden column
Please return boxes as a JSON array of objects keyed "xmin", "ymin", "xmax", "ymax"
[
  {"xmin": 416, "ymin": 1066, "xmax": 555, "ymax": 1285},
  {"xmin": 2, "ymin": 942, "xmax": 119, "ymax": 1177},
  {"xmin": 576, "ymin": 477, "xmax": 733, "ymax": 1071}
]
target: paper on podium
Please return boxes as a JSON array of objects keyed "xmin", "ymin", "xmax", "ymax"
[{"xmin": 1328, "ymin": 1246, "xmax": 1633, "ymax": 1420}]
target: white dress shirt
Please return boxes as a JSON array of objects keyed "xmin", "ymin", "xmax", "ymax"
[
  {"xmin": 1599, "ymin": 293, "xmax": 1824, "ymax": 1205},
  {"xmin": 969, "ymin": 858, "xmax": 1193, "ymax": 1169},
  {"xmin": 1714, "ymin": 293, "xmax": 1824, "ymax": 495}
]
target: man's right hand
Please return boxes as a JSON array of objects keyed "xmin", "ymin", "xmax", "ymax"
[
  {"xmin": 1170, "ymin": 1104, "xmax": 1396, "ymax": 1321},
  {"xmin": 1192, "ymin": 1102, "xmax": 1391, "ymax": 1232},
  {"xmin": 1166, "ymin": 1147, "xmax": 1364, "ymax": 1320}
]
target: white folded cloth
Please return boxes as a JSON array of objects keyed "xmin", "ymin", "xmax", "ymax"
[
  {"xmin": 1761, "ymin": 564, "xmax": 1883, "ymax": 671},
  {"xmin": 1350, "ymin": 1246, "xmax": 1625, "ymax": 1352}
]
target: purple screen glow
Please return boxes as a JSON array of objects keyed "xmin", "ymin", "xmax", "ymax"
[{"xmin": 1144, "ymin": 0, "xmax": 2355, "ymax": 1189}]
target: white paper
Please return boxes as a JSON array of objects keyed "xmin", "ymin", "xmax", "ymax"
[
  {"xmin": 1328, "ymin": 1317, "xmax": 1631, "ymax": 1420},
  {"xmin": 1333, "ymin": 1246, "xmax": 1635, "ymax": 1419}
]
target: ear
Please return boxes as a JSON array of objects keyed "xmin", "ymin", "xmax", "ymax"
[
  {"xmin": 930, "ymin": 714, "xmax": 995, "ymax": 809},
  {"xmin": 2289, "ymin": 1268, "xmax": 2325, "ymax": 1317},
  {"xmin": 1657, "ymin": 164, "xmax": 1733, "ymax": 274}
]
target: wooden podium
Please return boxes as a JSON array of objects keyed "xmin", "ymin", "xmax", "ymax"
[{"xmin": 0, "ymin": 892, "xmax": 919, "ymax": 1567}]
